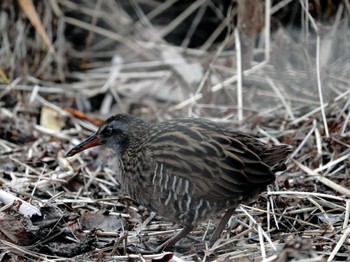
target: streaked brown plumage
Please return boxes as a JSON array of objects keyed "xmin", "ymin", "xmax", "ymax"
[{"xmin": 66, "ymin": 114, "xmax": 292, "ymax": 251}]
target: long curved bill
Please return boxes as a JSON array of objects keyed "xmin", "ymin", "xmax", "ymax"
[{"xmin": 66, "ymin": 134, "xmax": 103, "ymax": 157}]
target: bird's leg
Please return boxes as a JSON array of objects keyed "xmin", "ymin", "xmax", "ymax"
[
  {"xmin": 155, "ymin": 225, "xmax": 194, "ymax": 252},
  {"xmin": 209, "ymin": 207, "xmax": 236, "ymax": 246}
]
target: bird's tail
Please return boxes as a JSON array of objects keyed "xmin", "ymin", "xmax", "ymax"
[{"xmin": 261, "ymin": 145, "xmax": 293, "ymax": 172}]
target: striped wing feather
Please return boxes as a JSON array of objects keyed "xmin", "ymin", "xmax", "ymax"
[{"xmin": 146, "ymin": 119, "xmax": 275, "ymax": 202}]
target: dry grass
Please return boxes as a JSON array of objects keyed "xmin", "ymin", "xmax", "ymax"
[{"xmin": 0, "ymin": 0, "xmax": 349, "ymax": 261}]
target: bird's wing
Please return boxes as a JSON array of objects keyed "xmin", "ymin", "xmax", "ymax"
[{"xmin": 145, "ymin": 121, "xmax": 275, "ymax": 202}]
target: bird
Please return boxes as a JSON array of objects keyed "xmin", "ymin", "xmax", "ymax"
[{"xmin": 66, "ymin": 114, "xmax": 292, "ymax": 251}]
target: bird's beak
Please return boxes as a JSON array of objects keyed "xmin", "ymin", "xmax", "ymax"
[{"xmin": 66, "ymin": 134, "xmax": 103, "ymax": 157}]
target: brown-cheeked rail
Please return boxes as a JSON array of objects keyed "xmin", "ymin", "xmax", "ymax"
[{"xmin": 66, "ymin": 114, "xmax": 292, "ymax": 251}]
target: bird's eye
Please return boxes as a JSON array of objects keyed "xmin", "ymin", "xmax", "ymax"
[{"xmin": 103, "ymin": 127, "xmax": 113, "ymax": 136}]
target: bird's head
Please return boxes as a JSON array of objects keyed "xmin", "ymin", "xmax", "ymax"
[{"xmin": 66, "ymin": 114, "xmax": 147, "ymax": 157}]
